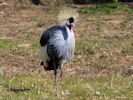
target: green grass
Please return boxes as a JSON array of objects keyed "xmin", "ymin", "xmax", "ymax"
[
  {"xmin": 0, "ymin": 1, "xmax": 133, "ymax": 99},
  {"xmin": 0, "ymin": 39, "xmax": 35, "ymax": 53},
  {"xmin": 0, "ymin": 75, "xmax": 132, "ymax": 99},
  {"xmin": 76, "ymin": 36, "xmax": 107, "ymax": 55},
  {"xmin": 75, "ymin": 32, "xmax": 133, "ymax": 70},
  {"xmin": 18, "ymin": 28, "xmax": 37, "ymax": 36},
  {"xmin": 79, "ymin": 2, "xmax": 133, "ymax": 14},
  {"xmin": 0, "ymin": 39, "xmax": 22, "ymax": 51},
  {"xmin": 119, "ymin": 20, "xmax": 133, "ymax": 30},
  {"xmin": 122, "ymin": 44, "xmax": 133, "ymax": 55},
  {"xmin": 31, "ymin": 42, "xmax": 40, "ymax": 49},
  {"xmin": 0, "ymin": 39, "xmax": 12, "ymax": 49}
]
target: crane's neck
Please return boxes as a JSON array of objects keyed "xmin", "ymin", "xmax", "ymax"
[
  {"xmin": 65, "ymin": 26, "xmax": 75, "ymax": 41},
  {"xmin": 67, "ymin": 25, "xmax": 72, "ymax": 31}
]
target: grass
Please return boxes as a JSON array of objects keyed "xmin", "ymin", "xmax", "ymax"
[
  {"xmin": 18, "ymin": 28, "xmax": 37, "ymax": 36},
  {"xmin": 0, "ymin": 39, "xmax": 12, "ymax": 49},
  {"xmin": 0, "ymin": 39, "xmax": 38, "ymax": 52},
  {"xmin": 76, "ymin": 33, "xmax": 133, "ymax": 56},
  {"xmin": 0, "ymin": 1, "xmax": 133, "ymax": 99},
  {"xmin": 75, "ymin": 32, "xmax": 133, "ymax": 70},
  {"xmin": 79, "ymin": 2, "xmax": 133, "ymax": 14},
  {"xmin": 0, "ymin": 75, "xmax": 132, "ymax": 99},
  {"xmin": 31, "ymin": 42, "xmax": 40, "ymax": 49},
  {"xmin": 76, "ymin": 36, "xmax": 106, "ymax": 55},
  {"xmin": 0, "ymin": 39, "xmax": 22, "ymax": 51},
  {"xmin": 122, "ymin": 44, "xmax": 133, "ymax": 55},
  {"xmin": 119, "ymin": 20, "xmax": 133, "ymax": 31}
]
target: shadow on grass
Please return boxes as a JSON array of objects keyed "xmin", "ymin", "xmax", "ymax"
[{"xmin": 9, "ymin": 88, "xmax": 30, "ymax": 93}]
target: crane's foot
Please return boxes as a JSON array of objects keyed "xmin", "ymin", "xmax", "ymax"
[
  {"xmin": 40, "ymin": 61, "xmax": 43, "ymax": 65},
  {"xmin": 56, "ymin": 91, "xmax": 60, "ymax": 97}
]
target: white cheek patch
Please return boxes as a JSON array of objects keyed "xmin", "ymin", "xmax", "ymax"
[
  {"xmin": 66, "ymin": 20, "xmax": 70, "ymax": 26},
  {"xmin": 71, "ymin": 22, "xmax": 75, "ymax": 27}
]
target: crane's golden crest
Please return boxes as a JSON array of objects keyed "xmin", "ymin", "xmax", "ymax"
[{"xmin": 57, "ymin": 7, "xmax": 79, "ymax": 25}]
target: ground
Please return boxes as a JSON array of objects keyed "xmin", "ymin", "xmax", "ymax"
[{"xmin": 0, "ymin": 0, "xmax": 133, "ymax": 99}]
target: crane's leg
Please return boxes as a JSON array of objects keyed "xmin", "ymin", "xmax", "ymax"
[
  {"xmin": 54, "ymin": 61, "xmax": 60, "ymax": 97},
  {"xmin": 59, "ymin": 60, "xmax": 64, "ymax": 77},
  {"xmin": 59, "ymin": 63, "xmax": 63, "ymax": 77},
  {"xmin": 54, "ymin": 59, "xmax": 63, "ymax": 97}
]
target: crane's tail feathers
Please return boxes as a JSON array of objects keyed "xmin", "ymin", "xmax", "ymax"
[
  {"xmin": 57, "ymin": 7, "xmax": 79, "ymax": 25},
  {"xmin": 41, "ymin": 61, "xmax": 58, "ymax": 70}
]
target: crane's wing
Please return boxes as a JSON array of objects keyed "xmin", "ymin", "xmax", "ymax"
[
  {"xmin": 40, "ymin": 26, "xmax": 66, "ymax": 46},
  {"xmin": 40, "ymin": 26, "xmax": 67, "ymax": 69}
]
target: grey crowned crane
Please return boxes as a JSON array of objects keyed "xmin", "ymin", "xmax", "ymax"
[{"xmin": 40, "ymin": 8, "xmax": 79, "ymax": 96}]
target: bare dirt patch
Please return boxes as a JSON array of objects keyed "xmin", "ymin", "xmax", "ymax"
[{"xmin": 0, "ymin": 1, "xmax": 133, "ymax": 77}]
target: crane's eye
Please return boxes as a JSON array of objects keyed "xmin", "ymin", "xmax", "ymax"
[{"xmin": 69, "ymin": 17, "xmax": 74, "ymax": 23}]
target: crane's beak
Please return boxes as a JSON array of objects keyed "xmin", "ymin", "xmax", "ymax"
[{"xmin": 71, "ymin": 23, "xmax": 75, "ymax": 28}]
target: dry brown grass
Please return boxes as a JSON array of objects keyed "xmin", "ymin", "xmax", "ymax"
[{"xmin": 0, "ymin": 0, "xmax": 132, "ymax": 77}]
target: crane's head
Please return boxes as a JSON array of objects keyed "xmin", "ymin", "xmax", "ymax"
[
  {"xmin": 66, "ymin": 17, "xmax": 75, "ymax": 29},
  {"xmin": 57, "ymin": 7, "xmax": 79, "ymax": 29}
]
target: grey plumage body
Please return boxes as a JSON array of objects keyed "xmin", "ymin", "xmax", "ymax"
[{"xmin": 40, "ymin": 25, "xmax": 75, "ymax": 70}]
